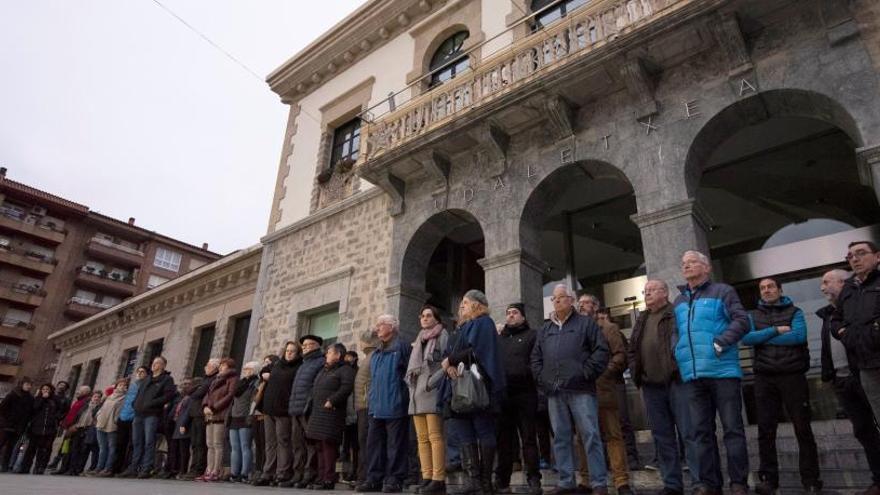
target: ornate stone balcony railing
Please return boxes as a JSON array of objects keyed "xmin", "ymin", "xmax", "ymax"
[{"xmin": 359, "ymin": 0, "xmax": 691, "ymax": 165}]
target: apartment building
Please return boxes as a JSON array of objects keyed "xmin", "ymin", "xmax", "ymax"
[{"xmin": 0, "ymin": 168, "xmax": 221, "ymax": 391}]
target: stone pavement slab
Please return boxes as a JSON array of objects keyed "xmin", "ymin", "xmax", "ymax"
[{"xmin": 0, "ymin": 473, "xmax": 345, "ymax": 495}]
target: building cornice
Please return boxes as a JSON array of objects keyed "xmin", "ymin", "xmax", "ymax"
[
  {"xmin": 262, "ymin": 187, "xmax": 384, "ymax": 244},
  {"xmin": 48, "ymin": 244, "xmax": 263, "ymax": 345},
  {"xmin": 266, "ymin": 0, "xmax": 441, "ymax": 103}
]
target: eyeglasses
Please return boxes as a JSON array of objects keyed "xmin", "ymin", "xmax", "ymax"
[
  {"xmin": 550, "ymin": 295, "xmax": 573, "ymax": 302},
  {"xmin": 846, "ymin": 250, "xmax": 877, "ymax": 261}
]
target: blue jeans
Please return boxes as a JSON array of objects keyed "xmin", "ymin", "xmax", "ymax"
[
  {"xmin": 547, "ymin": 391, "xmax": 607, "ymax": 489},
  {"xmin": 95, "ymin": 430, "xmax": 117, "ymax": 472},
  {"xmin": 641, "ymin": 381, "xmax": 700, "ymax": 491},
  {"xmin": 229, "ymin": 427, "xmax": 253, "ymax": 477},
  {"xmin": 685, "ymin": 378, "xmax": 749, "ymax": 490},
  {"xmin": 130, "ymin": 415, "xmax": 159, "ymax": 473},
  {"xmin": 447, "ymin": 413, "xmax": 495, "ymax": 447}
]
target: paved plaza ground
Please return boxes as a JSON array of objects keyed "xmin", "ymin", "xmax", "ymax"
[{"xmin": 0, "ymin": 473, "xmax": 324, "ymax": 495}]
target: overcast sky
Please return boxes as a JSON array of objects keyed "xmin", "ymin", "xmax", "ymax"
[{"xmin": 0, "ymin": 0, "xmax": 365, "ymax": 255}]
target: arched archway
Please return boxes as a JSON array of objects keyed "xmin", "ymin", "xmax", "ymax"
[
  {"xmin": 519, "ymin": 160, "xmax": 644, "ymax": 327},
  {"xmin": 684, "ymin": 88, "xmax": 880, "ymax": 423},
  {"xmin": 684, "ymin": 89, "xmax": 865, "ymax": 196},
  {"xmin": 396, "ymin": 209, "xmax": 485, "ymax": 335}
]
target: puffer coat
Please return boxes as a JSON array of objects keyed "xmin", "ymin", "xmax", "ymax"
[{"xmin": 305, "ymin": 361, "xmax": 355, "ymax": 443}]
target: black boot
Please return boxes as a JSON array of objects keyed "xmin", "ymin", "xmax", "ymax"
[
  {"xmin": 453, "ymin": 444, "xmax": 482, "ymax": 495},
  {"xmin": 479, "ymin": 445, "xmax": 496, "ymax": 495}
]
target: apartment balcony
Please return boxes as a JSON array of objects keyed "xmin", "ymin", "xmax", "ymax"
[
  {"xmin": 86, "ymin": 236, "xmax": 144, "ymax": 268},
  {"xmin": 357, "ymin": 0, "xmax": 710, "ymax": 183},
  {"xmin": 0, "ymin": 317, "xmax": 34, "ymax": 341},
  {"xmin": 65, "ymin": 296, "xmax": 112, "ymax": 319},
  {"xmin": 75, "ymin": 267, "xmax": 136, "ymax": 297},
  {"xmin": 0, "ymin": 280, "xmax": 46, "ymax": 307},
  {"xmin": 0, "ymin": 247, "xmax": 55, "ymax": 275},
  {"xmin": 0, "ymin": 357, "xmax": 22, "ymax": 377},
  {"xmin": 0, "ymin": 207, "xmax": 66, "ymax": 244}
]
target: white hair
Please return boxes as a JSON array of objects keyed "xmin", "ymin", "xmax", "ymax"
[
  {"xmin": 242, "ymin": 360, "xmax": 260, "ymax": 376},
  {"xmin": 206, "ymin": 358, "xmax": 221, "ymax": 368},
  {"xmin": 824, "ymin": 269, "xmax": 850, "ymax": 282},
  {"xmin": 553, "ymin": 284, "xmax": 577, "ymax": 298},
  {"xmin": 645, "ymin": 279, "xmax": 669, "ymax": 291},
  {"xmin": 682, "ymin": 250, "xmax": 710, "ymax": 265},
  {"xmin": 376, "ymin": 314, "xmax": 400, "ymax": 332}
]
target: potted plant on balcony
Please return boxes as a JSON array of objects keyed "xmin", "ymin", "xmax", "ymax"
[
  {"xmin": 111, "ymin": 272, "xmax": 122, "ymax": 281},
  {"xmin": 25, "ymin": 250, "xmax": 46, "ymax": 261},
  {"xmin": 98, "ymin": 269, "xmax": 109, "ymax": 278},
  {"xmin": 85, "ymin": 266, "xmax": 96, "ymax": 273},
  {"xmin": 123, "ymin": 275, "xmax": 134, "ymax": 284}
]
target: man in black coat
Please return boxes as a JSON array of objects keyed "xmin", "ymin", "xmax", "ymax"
[
  {"xmin": 835, "ymin": 241, "xmax": 880, "ymax": 419},
  {"xmin": 0, "ymin": 376, "xmax": 33, "ymax": 472},
  {"xmin": 496, "ymin": 303, "xmax": 542, "ymax": 495},
  {"xmin": 127, "ymin": 356, "xmax": 176, "ymax": 478},
  {"xmin": 819, "ymin": 268, "xmax": 880, "ymax": 495},
  {"xmin": 287, "ymin": 335, "xmax": 326, "ymax": 488},
  {"xmin": 181, "ymin": 357, "xmax": 219, "ymax": 480}
]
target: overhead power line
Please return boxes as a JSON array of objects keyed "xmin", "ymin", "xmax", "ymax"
[{"xmin": 149, "ymin": 0, "xmax": 263, "ymax": 82}]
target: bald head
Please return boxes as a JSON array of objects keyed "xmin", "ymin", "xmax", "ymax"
[{"xmin": 820, "ymin": 269, "xmax": 849, "ymax": 305}]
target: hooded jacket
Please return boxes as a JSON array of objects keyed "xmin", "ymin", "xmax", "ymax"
[
  {"xmin": 673, "ymin": 280, "xmax": 749, "ymax": 382},
  {"xmin": 134, "ymin": 371, "xmax": 176, "ymax": 417},
  {"xmin": 743, "ymin": 296, "xmax": 810, "ymax": 375},
  {"xmin": 531, "ymin": 310, "xmax": 609, "ymax": 395},
  {"xmin": 288, "ymin": 349, "xmax": 326, "ymax": 417}
]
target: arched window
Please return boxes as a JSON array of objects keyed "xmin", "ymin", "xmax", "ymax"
[
  {"xmin": 531, "ymin": 0, "xmax": 590, "ymax": 30},
  {"xmin": 429, "ymin": 31, "xmax": 470, "ymax": 87}
]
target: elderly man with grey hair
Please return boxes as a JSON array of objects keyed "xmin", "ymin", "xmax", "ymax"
[
  {"xmin": 181, "ymin": 357, "xmax": 220, "ymax": 479},
  {"xmin": 532, "ymin": 283, "xmax": 609, "ymax": 495},
  {"xmin": 819, "ymin": 269, "xmax": 880, "ymax": 494},
  {"xmin": 629, "ymin": 279, "xmax": 699, "ymax": 495},
  {"xmin": 673, "ymin": 250, "xmax": 749, "ymax": 495},
  {"xmin": 357, "ymin": 314, "xmax": 413, "ymax": 493}
]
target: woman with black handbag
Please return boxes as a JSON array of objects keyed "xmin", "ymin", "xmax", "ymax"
[{"xmin": 439, "ymin": 290, "xmax": 506, "ymax": 495}]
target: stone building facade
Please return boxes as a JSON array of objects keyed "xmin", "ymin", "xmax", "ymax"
[{"xmin": 255, "ymin": 0, "xmax": 880, "ymax": 431}]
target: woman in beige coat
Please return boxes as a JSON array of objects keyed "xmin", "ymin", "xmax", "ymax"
[{"xmin": 95, "ymin": 378, "xmax": 128, "ymax": 476}]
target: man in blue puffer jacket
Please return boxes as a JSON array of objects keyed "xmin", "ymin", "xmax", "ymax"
[
  {"xmin": 356, "ymin": 314, "xmax": 411, "ymax": 493},
  {"xmin": 673, "ymin": 250, "xmax": 749, "ymax": 495}
]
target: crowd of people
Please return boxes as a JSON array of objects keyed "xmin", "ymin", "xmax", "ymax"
[{"xmin": 0, "ymin": 241, "xmax": 879, "ymax": 495}]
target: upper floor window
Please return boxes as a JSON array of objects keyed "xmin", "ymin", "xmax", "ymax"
[
  {"xmin": 330, "ymin": 117, "xmax": 361, "ymax": 168},
  {"xmin": 531, "ymin": 0, "xmax": 589, "ymax": 30},
  {"xmin": 153, "ymin": 246, "xmax": 182, "ymax": 272},
  {"xmin": 429, "ymin": 31, "xmax": 470, "ymax": 87}
]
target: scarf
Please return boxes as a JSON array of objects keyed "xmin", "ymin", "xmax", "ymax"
[{"xmin": 405, "ymin": 323, "xmax": 444, "ymax": 382}]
